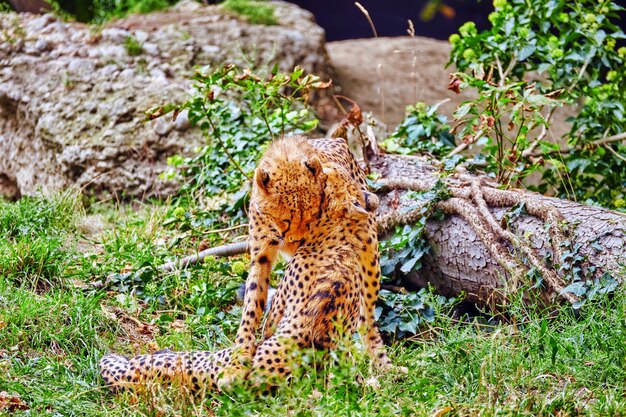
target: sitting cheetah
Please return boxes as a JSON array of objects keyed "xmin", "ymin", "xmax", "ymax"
[
  {"xmin": 100, "ymin": 136, "xmax": 391, "ymax": 391},
  {"xmin": 220, "ymin": 136, "xmax": 390, "ymax": 386}
]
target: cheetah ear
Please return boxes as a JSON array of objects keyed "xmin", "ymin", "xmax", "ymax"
[
  {"xmin": 363, "ymin": 191, "xmax": 379, "ymax": 212},
  {"xmin": 255, "ymin": 168, "xmax": 270, "ymax": 193},
  {"xmin": 351, "ymin": 201, "xmax": 369, "ymax": 217},
  {"xmin": 303, "ymin": 156, "xmax": 322, "ymax": 177}
]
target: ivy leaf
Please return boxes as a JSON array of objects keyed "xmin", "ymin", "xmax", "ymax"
[
  {"xmin": 593, "ymin": 30, "xmax": 606, "ymax": 45},
  {"xmin": 455, "ymin": 102, "xmax": 473, "ymax": 119},
  {"xmin": 398, "ymin": 319, "xmax": 419, "ymax": 334},
  {"xmin": 400, "ymin": 256, "xmax": 420, "ymax": 273},
  {"xmin": 560, "ymin": 281, "xmax": 587, "ymax": 297},
  {"xmin": 517, "ymin": 44, "xmax": 536, "ymax": 61}
]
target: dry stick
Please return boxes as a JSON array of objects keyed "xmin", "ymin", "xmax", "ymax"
[
  {"xmin": 447, "ymin": 127, "xmax": 486, "ymax": 158},
  {"xmin": 107, "ymin": 242, "xmax": 249, "ymax": 283},
  {"xmin": 530, "ymin": 130, "xmax": 626, "ymax": 158},
  {"xmin": 521, "ymin": 107, "xmax": 558, "ymax": 158},
  {"xmin": 160, "ymin": 241, "xmax": 248, "ymax": 273},
  {"xmin": 592, "ymin": 130, "xmax": 626, "ymax": 146},
  {"xmin": 470, "ymin": 181, "xmax": 577, "ymax": 304},
  {"xmin": 604, "ymin": 143, "xmax": 626, "ymax": 163},
  {"xmin": 354, "ymin": 2, "xmax": 378, "ymax": 37}
]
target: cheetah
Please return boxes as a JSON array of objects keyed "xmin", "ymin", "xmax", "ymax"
[
  {"xmin": 99, "ymin": 136, "xmax": 391, "ymax": 391},
  {"xmin": 221, "ymin": 136, "xmax": 390, "ymax": 386}
]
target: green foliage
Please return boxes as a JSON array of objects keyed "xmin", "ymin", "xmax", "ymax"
[
  {"xmin": 375, "ymin": 288, "xmax": 454, "ymax": 339},
  {"xmin": 123, "ymin": 35, "xmax": 142, "ymax": 56},
  {"xmin": 0, "ymin": 192, "xmax": 81, "ymax": 290},
  {"xmin": 381, "ymin": 101, "xmax": 455, "ymax": 157},
  {"xmin": 0, "ymin": 193, "xmax": 626, "ymax": 415},
  {"xmin": 376, "ymin": 182, "xmax": 454, "ymax": 337},
  {"xmin": 447, "ymin": 0, "xmax": 625, "ymax": 206},
  {"xmin": 56, "ymin": 0, "xmax": 177, "ymax": 23},
  {"xmin": 221, "ymin": 0, "xmax": 277, "ymax": 26},
  {"xmin": 379, "ymin": 181, "xmax": 450, "ymax": 279},
  {"xmin": 0, "ymin": 1, "xmax": 12, "ymax": 12},
  {"xmin": 380, "ymin": 223, "xmax": 430, "ymax": 277},
  {"xmin": 24, "ymin": 0, "xmax": 275, "ymax": 25},
  {"xmin": 158, "ymin": 65, "xmax": 325, "ymax": 226}
]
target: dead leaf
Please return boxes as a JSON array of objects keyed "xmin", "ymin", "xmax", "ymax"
[
  {"xmin": 0, "ymin": 391, "xmax": 29, "ymax": 412},
  {"xmin": 448, "ymin": 74, "xmax": 462, "ymax": 94},
  {"xmin": 432, "ymin": 406, "xmax": 453, "ymax": 417}
]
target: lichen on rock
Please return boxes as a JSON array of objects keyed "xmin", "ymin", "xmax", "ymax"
[{"xmin": 0, "ymin": 0, "xmax": 332, "ymax": 199}]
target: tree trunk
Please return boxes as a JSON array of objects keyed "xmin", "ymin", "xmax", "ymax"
[{"xmin": 370, "ymin": 152, "xmax": 626, "ymax": 307}]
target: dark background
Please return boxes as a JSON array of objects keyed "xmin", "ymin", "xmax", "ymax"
[{"xmin": 287, "ymin": 0, "xmax": 493, "ymax": 41}]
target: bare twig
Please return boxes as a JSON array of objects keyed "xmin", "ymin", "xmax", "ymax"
[
  {"xmin": 495, "ymin": 55, "xmax": 504, "ymax": 85},
  {"xmin": 521, "ymin": 106, "xmax": 558, "ymax": 158},
  {"xmin": 447, "ymin": 128, "xmax": 485, "ymax": 158},
  {"xmin": 447, "ymin": 142, "xmax": 468, "ymax": 157},
  {"xmin": 530, "ymin": 130, "xmax": 626, "ymax": 159},
  {"xmin": 502, "ymin": 57, "xmax": 517, "ymax": 80},
  {"xmin": 106, "ymin": 242, "xmax": 249, "ymax": 284},
  {"xmin": 604, "ymin": 143, "xmax": 626, "ymax": 163},
  {"xmin": 354, "ymin": 2, "xmax": 378, "ymax": 37},
  {"xmin": 592, "ymin": 131, "xmax": 626, "ymax": 147},
  {"xmin": 160, "ymin": 241, "xmax": 248, "ymax": 273}
]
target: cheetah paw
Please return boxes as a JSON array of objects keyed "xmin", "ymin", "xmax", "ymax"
[{"xmin": 216, "ymin": 364, "xmax": 249, "ymax": 391}]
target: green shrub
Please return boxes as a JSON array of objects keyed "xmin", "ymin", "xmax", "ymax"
[
  {"xmin": 157, "ymin": 65, "xmax": 326, "ymax": 229},
  {"xmin": 446, "ymin": 0, "xmax": 625, "ymax": 207}
]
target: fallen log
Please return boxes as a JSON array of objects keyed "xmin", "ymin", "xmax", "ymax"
[{"xmin": 370, "ymin": 152, "xmax": 626, "ymax": 306}]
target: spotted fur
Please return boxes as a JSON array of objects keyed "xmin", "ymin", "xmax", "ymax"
[{"xmin": 99, "ymin": 136, "xmax": 391, "ymax": 392}]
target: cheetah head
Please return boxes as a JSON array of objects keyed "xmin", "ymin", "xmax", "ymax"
[{"xmin": 252, "ymin": 137, "xmax": 326, "ymax": 243}]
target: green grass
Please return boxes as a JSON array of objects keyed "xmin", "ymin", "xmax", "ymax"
[
  {"xmin": 124, "ymin": 36, "xmax": 143, "ymax": 56},
  {"xmin": 221, "ymin": 0, "xmax": 278, "ymax": 26},
  {"xmin": 1, "ymin": 193, "xmax": 625, "ymax": 416}
]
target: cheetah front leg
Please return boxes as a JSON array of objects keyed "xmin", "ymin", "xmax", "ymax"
[
  {"xmin": 358, "ymin": 221, "xmax": 394, "ymax": 370},
  {"xmin": 217, "ymin": 208, "xmax": 280, "ymax": 389}
]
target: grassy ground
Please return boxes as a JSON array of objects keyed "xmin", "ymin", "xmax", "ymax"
[{"xmin": 1, "ymin": 192, "xmax": 625, "ymax": 417}]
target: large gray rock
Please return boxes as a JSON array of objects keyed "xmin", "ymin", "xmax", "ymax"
[
  {"xmin": 328, "ymin": 37, "xmax": 576, "ymax": 137},
  {"xmin": 0, "ymin": 0, "xmax": 331, "ymax": 199}
]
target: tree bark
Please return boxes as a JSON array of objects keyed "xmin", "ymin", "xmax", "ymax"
[{"xmin": 370, "ymin": 152, "xmax": 626, "ymax": 306}]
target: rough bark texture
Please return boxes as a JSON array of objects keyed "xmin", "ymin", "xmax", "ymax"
[{"xmin": 370, "ymin": 153, "xmax": 626, "ymax": 305}]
